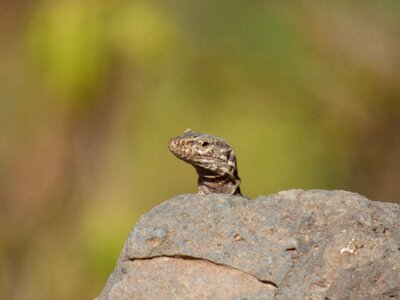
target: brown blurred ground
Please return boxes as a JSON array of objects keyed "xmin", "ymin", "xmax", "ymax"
[{"xmin": 0, "ymin": 1, "xmax": 399, "ymax": 299}]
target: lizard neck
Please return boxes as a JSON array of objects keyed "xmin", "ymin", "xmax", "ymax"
[{"xmin": 197, "ymin": 173, "xmax": 241, "ymax": 195}]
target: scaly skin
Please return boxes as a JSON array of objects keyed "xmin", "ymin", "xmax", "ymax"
[{"xmin": 168, "ymin": 129, "xmax": 242, "ymax": 195}]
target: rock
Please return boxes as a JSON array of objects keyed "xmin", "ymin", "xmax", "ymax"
[
  {"xmin": 106, "ymin": 256, "xmax": 274, "ymax": 299},
  {"xmin": 97, "ymin": 190, "xmax": 400, "ymax": 300}
]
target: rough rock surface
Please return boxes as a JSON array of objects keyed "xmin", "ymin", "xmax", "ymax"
[{"xmin": 98, "ymin": 190, "xmax": 400, "ymax": 300}]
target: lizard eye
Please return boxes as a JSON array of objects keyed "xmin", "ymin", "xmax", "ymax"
[{"xmin": 200, "ymin": 141, "xmax": 209, "ymax": 147}]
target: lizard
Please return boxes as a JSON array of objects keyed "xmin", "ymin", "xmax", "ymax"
[{"xmin": 168, "ymin": 129, "xmax": 242, "ymax": 196}]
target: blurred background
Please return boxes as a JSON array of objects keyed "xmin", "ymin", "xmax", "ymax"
[{"xmin": 1, "ymin": 0, "xmax": 399, "ymax": 299}]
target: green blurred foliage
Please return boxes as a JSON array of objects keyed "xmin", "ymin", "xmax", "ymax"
[{"xmin": 1, "ymin": 0, "xmax": 399, "ymax": 299}]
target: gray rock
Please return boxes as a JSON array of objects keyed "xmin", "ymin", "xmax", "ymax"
[
  {"xmin": 106, "ymin": 256, "xmax": 274, "ymax": 300},
  {"xmin": 98, "ymin": 190, "xmax": 400, "ymax": 300}
]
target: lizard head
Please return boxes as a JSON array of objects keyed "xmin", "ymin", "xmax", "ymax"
[{"xmin": 168, "ymin": 129, "xmax": 239, "ymax": 180}]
